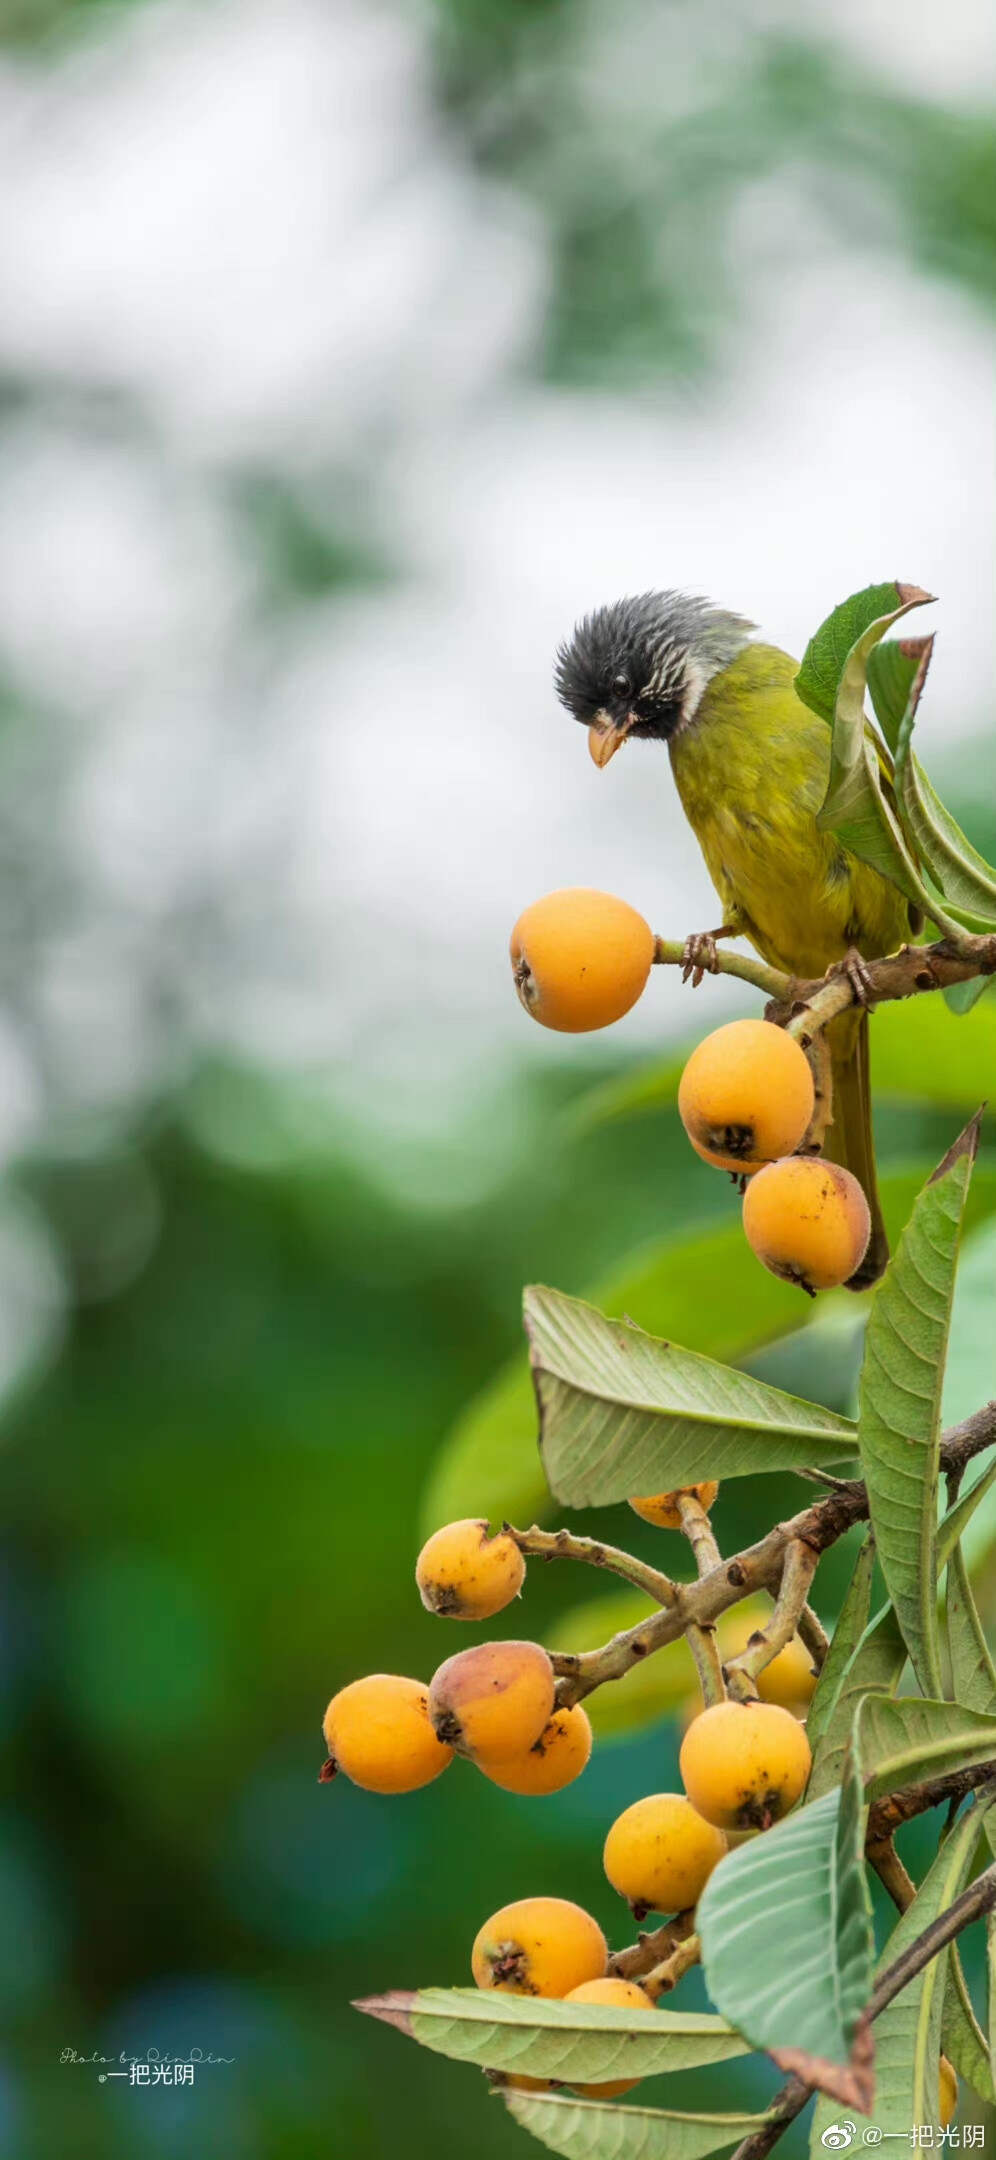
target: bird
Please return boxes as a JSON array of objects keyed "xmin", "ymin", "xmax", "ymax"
[{"xmin": 554, "ymin": 589, "xmax": 918, "ymax": 1288}]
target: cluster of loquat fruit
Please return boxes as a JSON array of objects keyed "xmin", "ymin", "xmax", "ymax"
[
  {"xmin": 321, "ymin": 1502, "xmax": 837, "ymax": 2106},
  {"xmin": 510, "ymin": 887, "xmax": 872, "ymax": 1295}
]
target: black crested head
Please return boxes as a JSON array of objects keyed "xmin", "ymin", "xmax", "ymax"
[{"xmin": 554, "ymin": 590, "xmax": 755, "ymax": 757}]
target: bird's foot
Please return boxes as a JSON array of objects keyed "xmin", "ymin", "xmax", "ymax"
[
  {"xmin": 825, "ymin": 947, "xmax": 877, "ymax": 1009},
  {"xmin": 681, "ymin": 925, "xmax": 737, "ymax": 988}
]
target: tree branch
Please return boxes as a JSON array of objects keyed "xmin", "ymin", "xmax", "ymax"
[
  {"xmin": 506, "ymin": 1523, "xmax": 677, "ymax": 1607},
  {"xmin": 548, "ymin": 1404, "xmax": 995, "ymax": 1708},
  {"xmin": 652, "ymin": 930, "xmax": 996, "ymax": 1023},
  {"xmin": 608, "ymin": 1909, "xmax": 696, "ymax": 1981},
  {"xmin": 642, "ymin": 1931, "xmax": 701, "ymax": 2000},
  {"xmin": 725, "ymin": 1540, "xmax": 818, "ymax": 1702},
  {"xmin": 677, "ymin": 1491, "xmax": 728, "ymax": 1710}
]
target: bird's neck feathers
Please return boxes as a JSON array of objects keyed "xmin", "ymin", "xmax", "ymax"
[{"xmin": 674, "ymin": 610, "xmax": 756, "ymax": 734}]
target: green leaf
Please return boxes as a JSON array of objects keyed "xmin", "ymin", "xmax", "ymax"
[
  {"xmin": 867, "ymin": 636, "xmax": 929, "ymax": 754},
  {"xmin": 355, "ymin": 1987, "xmax": 750, "ymax": 2083},
  {"xmin": 891, "ymin": 640, "xmax": 996, "ymax": 925},
  {"xmin": 941, "ymin": 1217, "xmax": 996, "ymax": 1439},
  {"xmin": 856, "ymin": 1694, "xmax": 996, "ymax": 1801},
  {"xmin": 942, "ymin": 1941, "xmax": 994, "ymax": 2103},
  {"xmin": 938, "ymin": 1458, "xmax": 996, "ymax": 1576},
  {"xmin": 944, "ymin": 975, "xmax": 994, "ymax": 1016},
  {"xmin": 858, "ymin": 1116, "xmax": 982, "ymax": 1693},
  {"xmin": 796, "ymin": 581, "xmax": 922, "ymax": 726},
  {"xmin": 504, "ymin": 2090, "xmax": 772, "ymax": 2160},
  {"xmin": 698, "ymin": 1738, "xmax": 873, "ymax": 2067},
  {"xmin": 811, "ymin": 1795, "xmax": 992, "ymax": 2145},
  {"xmin": 946, "ymin": 1543, "xmax": 996, "ymax": 1716},
  {"xmin": 805, "ymin": 1535, "xmax": 876, "ymax": 1756},
  {"xmin": 525, "ymin": 1286, "xmax": 858, "ymax": 1510},
  {"xmin": 814, "ymin": 588, "xmax": 946, "ymax": 924},
  {"xmin": 807, "ymin": 1603, "xmax": 908, "ymax": 1802},
  {"xmin": 546, "ymin": 1590, "xmax": 698, "ymax": 1740}
]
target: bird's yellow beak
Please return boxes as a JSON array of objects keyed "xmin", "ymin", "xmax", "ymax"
[{"xmin": 587, "ymin": 716, "xmax": 631, "ymax": 768}]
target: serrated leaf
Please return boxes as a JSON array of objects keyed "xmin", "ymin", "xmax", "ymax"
[
  {"xmin": 813, "ymin": 589, "xmax": 945, "ymax": 924},
  {"xmin": 525, "ymin": 1286, "xmax": 858, "ymax": 1509},
  {"xmin": 698, "ymin": 1740, "xmax": 873, "ymax": 2069},
  {"xmin": 546, "ymin": 1591, "xmax": 698, "ymax": 1740},
  {"xmin": 811, "ymin": 1795, "xmax": 992, "ymax": 2146},
  {"xmin": 504, "ymin": 2088, "xmax": 771, "ymax": 2160},
  {"xmin": 355, "ymin": 1988, "xmax": 750, "ymax": 2083},
  {"xmin": 807, "ymin": 1603, "xmax": 908, "ymax": 1802},
  {"xmin": 858, "ymin": 1117, "xmax": 982, "ymax": 1693},
  {"xmin": 891, "ymin": 641, "xmax": 996, "ymax": 926},
  {"xmin": 856, "ymin": 1694, "xmax": 996, "ymax": 1801},
  {"xmin": 806, "ymin": 1536, "xmax": 877, "ymax": 1757},
  {"xmin": 796, "ymin": 582, "xmax": 919, "ymax": 726},
  {"xmin": 867, "ymin": 637, "xmax": 930, "ymax": 754}
]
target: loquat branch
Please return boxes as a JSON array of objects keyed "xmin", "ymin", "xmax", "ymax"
[
  {"xmin": 653, "ymin": 929, "xmax": 996, "ymax": 1025},
  {"xmin": 653, "ymin": 937, "xmax": 790, "ymax": 1000},
  {"xmin": 865, "ymin": 1835, "xmax": 916, "ymax": 1914},
  {"xmin": 641, "ymin": 1930, "xmax": 701, "ymax": 2001},
  {"xmin": 677, "ymin": 1491, "xmax": 728, "ymax": 1710},
  {"xmin": 725, "ymin": 1539, "xmax": 818, "ymax": 1702},
  {"xmin": 865, "ymin": 1759, "xmax": 996, "ymax": 1847},
  {"xmin": 549, "ymin": 1403, "xmax": 995, "ymax": 1708},
  {"xmin": 797, "ymin": 1603, "xmax": 829, "ymax": 1672},
  {"xmin": 505, "ymin": 1524, "xmax": 677, "ymax": 1608},
  {"xmin": 608, "ymin": 1908, "xmax": 696, "ymax": 1982}
]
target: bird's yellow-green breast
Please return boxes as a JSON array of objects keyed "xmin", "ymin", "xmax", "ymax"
[{"xmin": 668, "ymin": 642, "xmax": 909, "ymax": 979}]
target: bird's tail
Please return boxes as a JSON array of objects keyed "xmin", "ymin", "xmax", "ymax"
[{"xmin": 819, "ymin": 1008, "xmax": 889, "ymax": 1291}]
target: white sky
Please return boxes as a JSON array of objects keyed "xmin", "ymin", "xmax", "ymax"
[{"xmin": 0, "ymin": 0, "xmax": 991, "ymax": 1177}]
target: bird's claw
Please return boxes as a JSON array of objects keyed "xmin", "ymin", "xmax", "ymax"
[
  {"xmin": 827, "ymin": 947, "xmax": 877, "ymax": 1009},
  {"xmin": 681, "ymin": 932, "xmax": 720, "ymax": 988}
]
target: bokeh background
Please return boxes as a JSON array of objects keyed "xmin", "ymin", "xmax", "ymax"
[{"xmin": 0, "ymin": 0, "xmax": 994, "ymax": 2155}]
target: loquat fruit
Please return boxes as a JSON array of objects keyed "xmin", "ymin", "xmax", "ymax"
[
  {"xmin": 321, "ymin": 1674, "xmax": 453, "ymax": 1794},
  {"xmin": 480, "ymin": 1704, "xmax": 593, "ymax": 1796},
  {"xmin": 472, "ymin": 1896, "xmax": 608, "ymax": 1998},
  {"xmin": 565, "ymin": 1976, "xmax": 656, "ymax": 2097},
  {"xmin": 510, "ymin": 888, "xmax": 654, "ymax": 1034},
  {"xmin": 678, "ymin": 1019, "xmax": 815, "ymax": 1174},
  {"xmin": 416, "ymin": 1518, "xmax": 525, "ymax": 1621},
  {"xmin": 603, "ymin": 1792, "xmax": 728, "ymax": 1917},
  {"xmin": 680, "ymin": 1699, "xmax": 811, "ymax": 1831},
  {"xmin": 629, "ymin": 1483, "xmax": 719, "ymax": 1530},
  {"xmin": 428, "ymin": 1639, "xmax": 555, "ymax": 1763},
  {"xmin": 939, "ymin": 2055, "xmax": 958, "ymax": 2129},
  {"xmin": 742, "ymin": 1156, "xmax": 871, "ymax": 1295}
]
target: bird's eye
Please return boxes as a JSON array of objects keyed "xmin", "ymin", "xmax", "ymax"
[{"xmin": 612, "ymin": 672, "xmax": 631, "ymax": 698}]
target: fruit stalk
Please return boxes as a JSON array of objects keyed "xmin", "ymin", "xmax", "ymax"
[
  {"xmin": 676, "ymin": 1491, "xmax": 728, "ymax": 1710},
  {"xmin": 506, "ymin": 1523, "xmax": 677, "ymax": 1609},
  {"xmin": 724, "ymin": 1540, "xmax": 818, "ymax": 1703}
]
